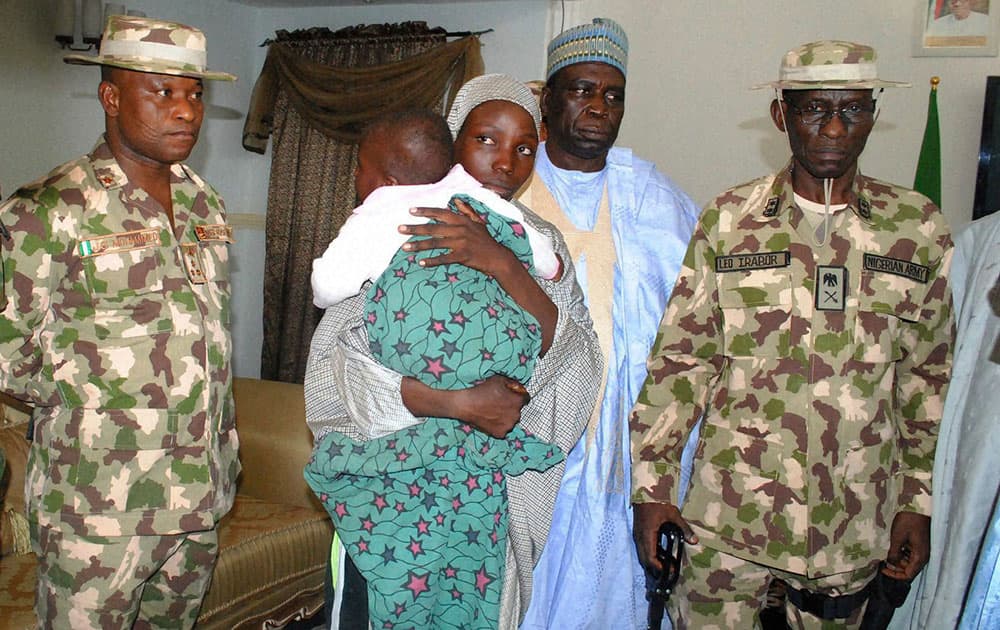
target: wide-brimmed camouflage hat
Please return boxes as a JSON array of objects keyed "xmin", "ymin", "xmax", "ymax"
[
  {"xmin": 64, "ymin": 15, "xmax": 236, "ymax": 81},
  {"xmin": 753, "ymin": 40, "xmax": 908, "ymax": 91}
]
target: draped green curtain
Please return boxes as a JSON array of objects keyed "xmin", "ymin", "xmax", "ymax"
[{"xmin": 243, "ymin": 22, "xmax": 484, "ymax": 383}]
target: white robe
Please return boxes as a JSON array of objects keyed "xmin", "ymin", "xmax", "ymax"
[{"xmin": 890, "ymin": 212, "xmax": 1000, "ymax": 629}]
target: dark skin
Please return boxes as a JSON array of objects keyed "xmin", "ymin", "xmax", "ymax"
[
  {"xmin": 453, "ymin": 99, "xmax": 539, "ymax": 200},
  {"xmin": 353, "ymin": 129, "xmax": 400, "ymax": 204},
  {"xmin": 395, "ymin": 101, "xmax": 558, "ymax": 439},
  {"xmin": 634, "ymin": 484, "xmax": 931, "ymax": 583},
  {"xmin": 635, "ymin": 89, "xmax": 932, "ymax": 585},
  {"xmin": 769, "ymin": 89, "xmax": 875, "ymax": 205},
  {"xmin": 541, "ymin": 61, "xmax": 626, "ymax": 173},
  {"xmin": 99, "ymin": 67, "xmax": 205, "ymax": 230}
]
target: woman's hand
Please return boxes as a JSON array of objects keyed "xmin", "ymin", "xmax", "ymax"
[
  {"xmin": 399, "ymin": 199, "xmax": 558, "ymax": 353},
  {"xmin": 399, "ymin": 199, "xmax": 518, "ymax": 277},
  {"xmin": 401, "ymin": 374, "xmax": 530, "ymax": 439}
]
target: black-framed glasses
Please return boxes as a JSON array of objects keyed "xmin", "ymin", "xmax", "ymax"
[{"xmin": 784, "ymin": 100, "xmax": 876, "ymax": 126}]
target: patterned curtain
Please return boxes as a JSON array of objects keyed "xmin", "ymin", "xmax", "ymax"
[{"xmin": 244, "ymin": 23, "xmax": 483, "ymax": 383}]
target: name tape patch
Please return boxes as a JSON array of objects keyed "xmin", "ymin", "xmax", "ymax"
[
  {"xmin": 78, "ymin": 229, "xmax": 161, "ymax": 257},
  {"xmin": 194, "ymin": 224, "xmax": 234, "ymax": 243},
  {"xmin": 862, "ymin": 253, "xmax": 930, "ymax": 284},
  {"xmin": 716, "ymin": 251, "xmax": 791, "ymax": 273}
]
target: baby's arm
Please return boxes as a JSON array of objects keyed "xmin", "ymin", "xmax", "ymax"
[{"xmin": 311, "ymin": 206, "xmax": 408, "ymax": 308}]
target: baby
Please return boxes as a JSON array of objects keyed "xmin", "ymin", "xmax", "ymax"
[{"xmin": 305, "ymin": 109, "xmax": 562, "ymax": 628}]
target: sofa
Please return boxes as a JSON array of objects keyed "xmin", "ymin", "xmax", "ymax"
[{"xmin": 0, "ymin": 377, "xmax": 334, "ymax": 629}]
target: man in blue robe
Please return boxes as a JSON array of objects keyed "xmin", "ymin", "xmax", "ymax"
[{"xmin": 517, "ymin": 17, "xmax": 701, "ymax": 630}]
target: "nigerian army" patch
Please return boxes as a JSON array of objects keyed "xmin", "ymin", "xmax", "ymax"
[{"xmin": 862, "ymin": 253, "xmax": 930, "ymax": 284}]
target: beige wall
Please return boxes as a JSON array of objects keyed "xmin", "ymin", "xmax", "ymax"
[
  {"xmin": 2, "ymin": 0, "xmax": 995, "ymax": 377},
  {"xmin": 0, "ymin": 0, "xmax": 550, "ymax": 378},
  {"xmin": 561, "ymin": 0, "xmax": 999, "ymax": 229}
]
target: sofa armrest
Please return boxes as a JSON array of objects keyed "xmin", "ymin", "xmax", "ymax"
[{"xmin": 232, "ymin": 378, "xmax": 322, "ymax": 511}]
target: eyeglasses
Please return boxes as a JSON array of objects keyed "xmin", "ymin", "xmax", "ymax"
[{"xmin": 784, "ymin": 100, "xmax": 875, "ymax": 126}]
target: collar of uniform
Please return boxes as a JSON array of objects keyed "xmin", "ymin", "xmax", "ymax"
[
  {"xmin": 89, "ymin": 136, "xmax": 128, "ymax": 190},
  {"xmin": 752, "ymin": 160, "xmax": 875, "ymax": 225},
  {"xmin": 88, "ymin": 136, "xmax": 197, "ymax": 190},
  {"xmin": 171, "ymin": 162, "xmax": 196, "ymax": 184}
]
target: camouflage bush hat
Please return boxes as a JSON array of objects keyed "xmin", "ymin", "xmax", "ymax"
[
  {"xmin": 64, "ymin": 15, "xmax": 236, "ymax": 82},
  {"xmin": 753, "ymin": 40, "xmax": 908, "ymax": 91},
  {"xmin": 447, "ymin": 73, "xmax": 542, "ymax": 139},
  {"xmin": 546, "ymin": 17, "xmax": 628, "ymax": 80}
]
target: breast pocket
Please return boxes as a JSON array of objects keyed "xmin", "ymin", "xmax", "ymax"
[
  {"xmin": 718, "ymin": 270, "xmax": 792, "ymax": 358},
  {"xmin": 852, "ymin": 271, "xmax": 922, "ymax": 364},
  {"xmin": 82, "ymin": 246, "xmax": 173, "ymax": 339}
]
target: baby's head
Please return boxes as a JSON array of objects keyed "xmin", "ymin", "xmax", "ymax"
[{"xmin": 354, "ymin": 109, "xmax": 454, "ymax": 203}]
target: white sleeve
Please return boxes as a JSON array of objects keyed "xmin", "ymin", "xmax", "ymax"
[{"xmin": 310, "ymin": 208, "xmax": 407, "ymax": 308}]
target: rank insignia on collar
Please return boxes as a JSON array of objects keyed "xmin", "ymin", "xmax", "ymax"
[
  {"xmin": 763, "ymin": 197, "xmax": 780, "ymax": 217},
  {"xmin": 815, "ymin": 265, "xmax": 848, "ymax": 312},
  {"xmin": 857, "ymin": 197, "xmax": 872, "ymax": 220}
]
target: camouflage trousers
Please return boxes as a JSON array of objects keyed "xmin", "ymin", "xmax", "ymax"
[
  {"xmin": 668, "ymin": 545, "xmax": 877, "ymax": 630},
  {"xmin": 31, "ymin": 522, "xmax": 218, "ymax": 630}
]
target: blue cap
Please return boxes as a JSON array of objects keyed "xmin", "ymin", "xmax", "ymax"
[{"xmin": 546, "ymin": 18, "xmax": 628, "ymax": 80}]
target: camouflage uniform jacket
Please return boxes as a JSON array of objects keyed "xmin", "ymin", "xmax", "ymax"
[
  {"xmin": 630, "ymin": 163, "xmax": 954, "ymax": 577},
  {"xmin": 0, "ymin": 137, "xmax": 239, "ymax": 537}
]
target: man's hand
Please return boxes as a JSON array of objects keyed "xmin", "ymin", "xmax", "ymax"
[
  {"xmin": 883, "ymin": 511, "xmax": 931, "ymax": 581},
  {"xmin": 633, "ymin": 502, "xmax": 697, "ymax": 575},
  {"xmin": 400, "ymin": 201, "xmax": 516, "ymax": 277}
]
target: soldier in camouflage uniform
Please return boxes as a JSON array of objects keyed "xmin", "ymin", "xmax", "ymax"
[
  {"xmin": 0, "ymin": 15, "xmax": 238, "ymax": 629},
  {"xmin": 630, "ymin": 41, "xmax": 954, "ymax": 629}
]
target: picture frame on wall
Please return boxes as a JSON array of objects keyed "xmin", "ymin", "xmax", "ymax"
[{"xmin": 913, "ymin": 0, "xmax": 999, "ymax": 57}]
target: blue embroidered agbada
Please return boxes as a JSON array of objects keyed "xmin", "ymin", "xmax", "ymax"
[{"xmin": 520, "ymin": 144, "xmax": 699, "ymax": 629}]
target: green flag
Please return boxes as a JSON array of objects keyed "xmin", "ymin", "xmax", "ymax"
[{"xmin": 914, "ymin": 79, "xmax": 941, "ymax": 207}]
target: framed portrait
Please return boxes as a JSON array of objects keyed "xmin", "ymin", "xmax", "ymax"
[{"xmin": 913, "ymin": 0, "xmax": 999, "ymax": 56}]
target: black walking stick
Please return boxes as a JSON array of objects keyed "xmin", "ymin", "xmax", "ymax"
[
  {"xmin": 858, "ymin": 562, "xmax": 911, "ymax": 630},
  {"xmin": 646, "ymin": 522, "xmax": 685, "ymax": 630}
]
